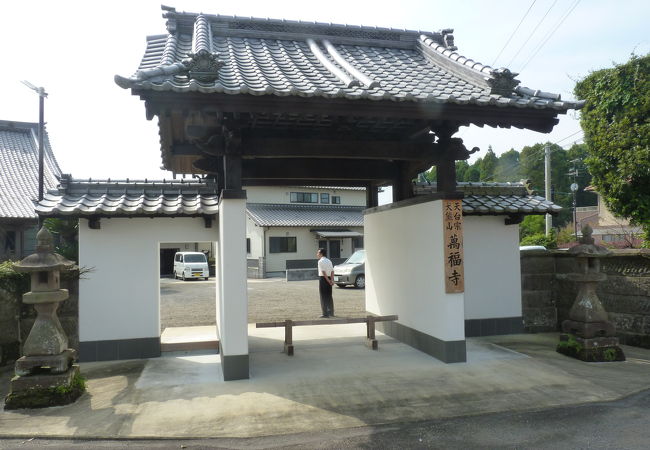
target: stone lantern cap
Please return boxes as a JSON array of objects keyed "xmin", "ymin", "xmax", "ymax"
[
  {"xmin": 13, "ymin": 227, "xmax": 75, "ymax": 273},
  {"xmin": 568, "ymin": 225, "xmax": 611, "ymax": 258}
]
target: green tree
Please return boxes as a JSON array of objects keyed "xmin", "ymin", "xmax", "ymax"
[
  {"xmin": 479, "ymin": 146, "xmax": 498, "ymax": 181},
  {"xmin": 494, "ymin": 148, "xmax": 521, "ymax": 182},
  {"xmin": 466, "ymin": 164, "xmax": 480, "ymax": 182},
  {"xmin": 519, "ymin": 215, "xmax": 545, "ymax": 241},
  {"xmin": 424, "ymin": 166, "xmax": 436, "ymax": 182},
  {"xmin": 519, "ymin": 142, "xmax": 572, "ymax": 227},
  {"xmin": 44, "ymin": 218, "xmax": 79, "ymax": 262},
  {"xmin": 455, "ymin": 160, "xmax": 469, "ymax": 182},
  {"xmin": 574, "ymin": 54, "xmax": 650, "ymax": 245}
]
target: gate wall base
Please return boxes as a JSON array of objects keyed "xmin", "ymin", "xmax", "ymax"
[{"xmin": 376, "ymin": 321, "xmax": 466, "ymax": 363}]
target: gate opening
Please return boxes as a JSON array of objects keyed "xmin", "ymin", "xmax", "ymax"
[{"xmin": 159, "ymin": 241, "xmax": 218, "ymax": 352}]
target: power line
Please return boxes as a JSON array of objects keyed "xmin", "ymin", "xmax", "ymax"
[
  {"xmin": 553, "ymin": 129, "xmax": 583, "ymax": 145},
  {"xmin": 506, "ymin": 0, "xmax": 558, "ymax": 68},
  {"xmin": 518, "ymin": 0, "xmax": 581, "ymax": 73},
  {"xmin": 491, "ymin": 0, "xmax": 537, "ymax": 67}
]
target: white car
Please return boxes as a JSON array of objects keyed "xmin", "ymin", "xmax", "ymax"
[{"xmin": 173, "ymin": 252, "xmax": 209, "ymax": 280}]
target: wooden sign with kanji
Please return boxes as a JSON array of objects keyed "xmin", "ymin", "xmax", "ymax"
[{"xmin": 442, "ymin": 199, "xmax": 464, "ymax": 293}]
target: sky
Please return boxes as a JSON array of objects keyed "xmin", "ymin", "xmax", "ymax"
[{"xmin": 1, "ymin": 0, "xmax": 648, "ymax": 184}]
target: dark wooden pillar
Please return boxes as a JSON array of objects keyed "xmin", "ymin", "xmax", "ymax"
[
  {"xmin": 436, "ymin": 156, "xmax": 457, "ymax": 194},
  {"xmin": 432, "ymin": 123, "xmax": 462, "ymax": 195},
  {"xmin": 223, "ymin": 154, "xmax": 242, "ymax": 190},
  {"xmin": 366, "ymin": 182, "xmax": 379, "ymax": 208},
  {"xmin": 222, "ymin": 123, "xmax": 243, "ymax": 191},
  {"xmin": 393, "ymin": 162, "xmax": 414, "ymax": 202}
]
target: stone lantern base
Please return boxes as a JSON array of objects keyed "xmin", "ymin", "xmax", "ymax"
[
  {"xmin": 557, "ymin": 333, "xmax": 626, "ymax": 362},
  {"xmin": 4, "ymin": 364, "xmax": 84, "ymax": 410}
]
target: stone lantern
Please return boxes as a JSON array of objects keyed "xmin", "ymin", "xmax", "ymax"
[
  {"xmin": 557, "ymin": 225, "xmax": 625, "ymax": 362},
  {"xmin": 4, "ymin": 227, "xmax": 83, "ymax": 409}
]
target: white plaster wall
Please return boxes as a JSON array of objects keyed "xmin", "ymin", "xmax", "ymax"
[
  {"xmin": 246, "ymin": 215, "xmax": 265, "ymax": 259},
  {"xmin": 463, "ymin": 216, "xmax": 522, "ymax": 320},
  {"xmin": 365, "ymin": 201, "xmax": 465, "ymax": 341},
  {"xmin": 78, "ymin": 218, "xmax": 217, "ymax": 342},
  {"xmin": 245, "ymin": 186, "xmax": 366, "ymax": 206}
]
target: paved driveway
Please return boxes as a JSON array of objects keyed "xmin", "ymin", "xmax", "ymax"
[{"xmin": 160, "ymin": 277, "xmax": 366, "ymax": 330}]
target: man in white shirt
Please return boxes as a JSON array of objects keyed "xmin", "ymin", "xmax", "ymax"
[{"xmin": 317, "ymin": 247, "xmax": 335, "ymax": 318}]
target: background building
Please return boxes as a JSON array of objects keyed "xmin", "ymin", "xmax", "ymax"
[
  {"xmin": 245, "ymin": 186, "xmax": 365, "ymax": 276},
  {"xmin": 0, "ymin": 120, "xmax": 61, "ymax": 261}
]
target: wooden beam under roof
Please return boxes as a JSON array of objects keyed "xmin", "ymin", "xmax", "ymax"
[
  {"xmin": 171, "ymin": 138, "xmax": 441, "ymax": 162},
  {"xmin": 241, "ymin": 158, "xmax": 397, "ymax": 183},
  {"xmin": 141, "ymin": 91, "xmax": 562, "ymax": 133}
]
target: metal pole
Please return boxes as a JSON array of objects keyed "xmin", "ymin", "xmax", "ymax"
[
  {"xmin": 21, "ymin": 81, "xmax": 47, "ymax": 227},
  {"xmin": 573, "ymin": 192, "xmax": 578, "ymax": 240},
  {"xmin": 38, "ymin": 90, "xmax": 44, "ymax": 203},
  {"xmin": 544, "ymin": 144, "xmax": 552, "ymax": 236}
]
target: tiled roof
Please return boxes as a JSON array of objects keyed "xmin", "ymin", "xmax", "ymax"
[
  {"xmin": 0, "ymin": 121, "xmax": 62, "ymax": 220},
  {"xmin": 36, "ymin": 177, "xmax": 219, "ymax": 218},
  {"xmin": 414, "ymin": 181, "xmax": 562, "ymax": 215},
  {"xmin": 36, "ymin": 179, "xmax": 560, "ymax": 219},
  {"xmin": 247, "ymin": 203, "xmax": 364, "ymax": 227},
  {"xmin": 114, "ymin": 8, "xmax": 583, "ymax": 112}
]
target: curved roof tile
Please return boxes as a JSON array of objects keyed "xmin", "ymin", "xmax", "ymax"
[{"xmin": 114, "ymin": 8, "xmax": 584, "ymax": 112}]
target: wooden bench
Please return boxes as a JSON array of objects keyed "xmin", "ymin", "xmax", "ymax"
[{"xmin": 255, "ymin": 315, "xmax": 398, "ymax": 356}]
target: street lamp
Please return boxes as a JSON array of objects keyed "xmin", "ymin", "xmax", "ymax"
[{"xmin": 21, "ymin": 81, "xmax": 48, "ymax": 205}]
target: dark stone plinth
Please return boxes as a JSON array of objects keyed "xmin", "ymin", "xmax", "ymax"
[
  {"xmin": 15, "ymin": 348, "xmax": 77, "ymax": 376},
  {"xmin": 561, "ymin": 319, "xmax": 616, "ymax": 339},
  {"xmin": 557, "ymin": 334, "xmax": 625, "ymax": 362},
  {"xmin": 4, "ymin": 364, "xmax": 84, "ymax": 410}
]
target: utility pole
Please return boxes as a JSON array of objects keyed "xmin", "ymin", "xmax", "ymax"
[
  {"xmin": 544, "ymin": 144, "xmax": 552, "ymax": 236},
  {"xmin": 569, "ymin": 159, "xmax": 581, "ymax": 241},
  {"xmin": 22, "ymin": 81, "xmax": 47, "ymax": 227}
]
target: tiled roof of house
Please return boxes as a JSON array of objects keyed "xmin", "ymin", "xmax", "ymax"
[
  {"xmin": 414, "ymin": 181, "xmax": 562, "ymax": 214},
  {"xmin": 0, "ymin": 120, "xmax": 62, "ymax": 220},
  {"xmin": 114, "ymin": 7, "xmax": 583, "ymax": 112},
  {"xmin": 36, "ymin": 177, "xmax": 219, "ymax": 217},
  {"xmin": 247, "ymin": 203, "xmax": 365, "ymax": 227},
  {"xmin": 36, "ymin": 179, "xmax": 560, "ymax": 219}
]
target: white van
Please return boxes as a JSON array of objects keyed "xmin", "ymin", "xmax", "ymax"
[{"xmin": 173, "ymin": 252, "xmax": 209, "ymax": 280}]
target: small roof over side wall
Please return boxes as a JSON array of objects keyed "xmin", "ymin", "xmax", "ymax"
[
  {"xmin": 0, "ymin": 120, "xmax": 62, "ymax": 220},
  {"xmin": 37, "ymin": 176, "xmax": 219, "ymax": 218},
  {"xmin": 414, "ymin": 181, "xmax": 562, "ymax": 215}
]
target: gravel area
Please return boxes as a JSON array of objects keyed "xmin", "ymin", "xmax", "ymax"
[{"xmin": 160, "ymin": 277, "xmax": 365, "ymax": 331}]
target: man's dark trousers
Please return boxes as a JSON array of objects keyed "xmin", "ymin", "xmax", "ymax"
[{"xmin": 319, "ymin": 276, "xmax": 334, "ymax": 316}]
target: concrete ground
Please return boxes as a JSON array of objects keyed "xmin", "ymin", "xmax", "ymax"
[
  {"xmin": 1, "ymin": 329, "xmax": 650, "ymax": 440},
  {"xmin": 160, "ymin": 278, "xmax": 366, "ymax": 330}
]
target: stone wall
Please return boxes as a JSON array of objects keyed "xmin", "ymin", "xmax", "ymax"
[
  {"xmin": 521, "ymin": 249, "xmax": 650, "ymax": 347},
  {"xmin": 0, "ymin": 286, "xmax": 20, "ymax": 366}
]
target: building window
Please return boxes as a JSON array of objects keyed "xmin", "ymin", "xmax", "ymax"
[
  {"xmin": 269, "ymin": 237, "xmax": 297, "ymax": 253},
  {"xmin": 320, "ymin": 193, "xmax": 330, "ymax": 204},
  {"xmin": 352, "ymin": 236, "xmax": 364, "ymax": 250},
  {"xmin": 290, "ymin": 192, "xmax": 318, "ymax": 203},
  {"xmin": 332, "ymin": 196, "xmax": 341, "ymax": 204},
  {"xmin": 4, "ymin": 231, "xmax": 16, "ymax": 252},
  {"xmin": 246, "ymin": 238, "xmax": 251, "ymax": 254}
]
